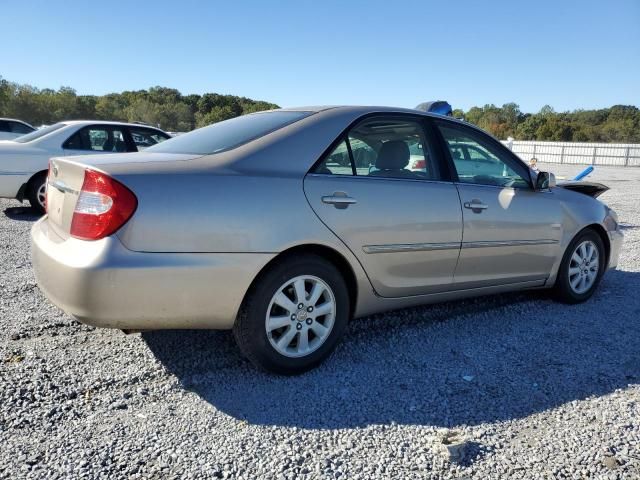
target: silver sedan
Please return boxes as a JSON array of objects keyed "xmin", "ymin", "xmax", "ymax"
[{"xmin": 31, "ymin": 106, "xmax": 623, "ymax": 374}]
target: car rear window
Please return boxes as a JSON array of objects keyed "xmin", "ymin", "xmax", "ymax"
[
  {"xmin": 12, "ymin": 123, "xmax": 66, "ymax": 143},
  {"xmin": 145, "ymin": 110, "xmax": 312, "ymax": 155}
]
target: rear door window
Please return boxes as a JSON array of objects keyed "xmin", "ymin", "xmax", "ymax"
[
  {"xmin": 0, "ymin": 120, "xmax": 10, "ymax": 132},
  {"xmin": 317, "ymin": 140, "xmax": 354, "ymax": 175},
  {"xmin": 64, "ymin": 126, "xmax": 131, "ymax": 152},
  {"xmin": 313, "ymin": 117, "xmax": 442, "ymax": 181}
]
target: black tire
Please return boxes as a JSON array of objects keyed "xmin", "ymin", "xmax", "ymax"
[
  {"xmin": 233, "ymin": 254, "xmax": 350, "ymax": 375},
  {"xmin": 27, "ymin": 172, "xmax": 47, "ymax": 215},
  {"xmin": 553, "ymin": 229, "xmax": 606, "ymax": 304}
]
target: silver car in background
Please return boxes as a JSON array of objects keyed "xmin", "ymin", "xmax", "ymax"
[
  {"xmin": 0, "ymin": 121, "xmax": 171, "ymax": 213},
  {"xmin": 31, "ymin": 106, "xmax": 623, "ymax": 374}
]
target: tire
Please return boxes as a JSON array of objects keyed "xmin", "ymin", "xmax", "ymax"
[
  {"xmin": 27, "ymin": 172, "xmax": 47, "ymax": 215},
  {"xmin": 233, "ymin": 254, "xmax": 350, "ymax": 375},
  {"xmin": 553, "ymin": 229, "xmax": 606, "ymax": 304}
]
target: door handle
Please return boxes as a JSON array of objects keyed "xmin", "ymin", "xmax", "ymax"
[
  {"xmin": 464, "ymin": 200, "xmax": 488, "ymax": 212},
  {"xmin": 321, "ymin": 192, "xmax": 357, "ymax": 209}
]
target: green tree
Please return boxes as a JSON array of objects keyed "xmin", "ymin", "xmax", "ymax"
[{"xmin": 195, "ymin": 105, "xmax": 238, "ymax": 127}]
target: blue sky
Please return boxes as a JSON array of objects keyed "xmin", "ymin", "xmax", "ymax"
[{"xmin": 2, "ymin": 0, "xmax": 638, "ymax": 112}]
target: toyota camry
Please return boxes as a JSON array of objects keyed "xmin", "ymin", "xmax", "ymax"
[{"xmin": 31, "ymin": 106, "xmax": 623, "ymax": 374}]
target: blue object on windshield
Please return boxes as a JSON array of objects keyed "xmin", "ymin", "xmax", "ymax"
[
  {"xmin": 574, "ymin": 166, "xmax": 594, "ymax": 181},
  {"xmin": 415, "ymin": 101, "xmax": 453, "ymax": 116}
]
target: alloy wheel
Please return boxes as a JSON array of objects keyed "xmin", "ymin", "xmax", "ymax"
[
  {"xmin": 37, "ymin": 182, "xmax": 46, "ymax": 209},
  {"xmin": 265, "ymin": 275, "xmax": 336, "ymax": 358},
  {"xmin": 568, "ymin": 240, "xmax": 599, "ymax": 294}
]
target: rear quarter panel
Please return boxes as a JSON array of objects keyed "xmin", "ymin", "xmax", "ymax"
[
  {"xmin": 116, "ymin": 172, "xmax": 351, "ymax": 254},
  {"xmin": 114, "ymin": 170, "xmax": 378, "ymax": 318}
]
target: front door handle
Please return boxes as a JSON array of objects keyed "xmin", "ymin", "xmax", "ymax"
[
  {"xmin": 321, "ymin": 192, "xmax": 357, "ymax": 209},
  {"xmin": 463, "ymin": 200, "xmax": 488, "ymax": 213}
]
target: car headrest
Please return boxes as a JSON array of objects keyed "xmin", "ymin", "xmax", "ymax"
[
  {"xmin": 376, "ymin": 141, "xmax": 409, "ymax": 170},
  {"xmin": 102, "ymin": 137, "xmax": 114, "ymax": 152}
]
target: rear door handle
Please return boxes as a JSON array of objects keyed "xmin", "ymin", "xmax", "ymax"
[
  {"xmin": 463, "ymin": 200, "xmax": 488, "ymax": 212},
  {"xmin": 321, "ymin": 192, "xmax": 357, "ymax": 209}
]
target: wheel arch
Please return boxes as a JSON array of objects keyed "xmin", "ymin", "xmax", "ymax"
[
  {"xmin": 26, "ymin": 169, "xmax": 48, "ymax": 192},
  {"xmin": 241, "ymin": 244, "xmax": 359, "ymax": 320},
  {"xmin": 561, "ymin": 223, "xmax": 611, "ymax": 269},
  {"xmin": 585, "ymin": 223, "xmax": 611, "ymax": 268}
]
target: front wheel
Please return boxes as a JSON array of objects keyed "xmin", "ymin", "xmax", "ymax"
[
  {"xmin": 553, "ymin": 229, "xmax": 606, "ymax": 304},
  {"xmin": 233, "ymin": 255, "xmax": 350, "ymax": 375}
]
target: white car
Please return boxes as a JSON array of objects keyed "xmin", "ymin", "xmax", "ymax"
[
  {"xmin": 0, "ymin": 120, "xmax": 170, "ymax": 213},
  {"xmin": 0, "ymin": 118, "xmax": 35, "ymax": 141}
]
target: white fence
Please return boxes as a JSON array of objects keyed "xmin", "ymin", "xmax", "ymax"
[{"xmin": 501, "ymin": 140, "xmax": 640, "ymax": 167}]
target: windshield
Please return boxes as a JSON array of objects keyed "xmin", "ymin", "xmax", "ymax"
[
  {"xmin": 146, "ymin": 110, "xmax": 312, "ymax": 155},
  {"xmin": 13, "ymin": 123, "xmax": 66, "ymax": 143}
]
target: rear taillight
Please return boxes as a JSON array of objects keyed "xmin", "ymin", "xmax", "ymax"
[
  {"xmin": 70, "ymin": 169, "xmax": 137, "ymax": 240},
  {"xmin": 412, "ymin": 159, "xmax": 426, "ymax": 170}
]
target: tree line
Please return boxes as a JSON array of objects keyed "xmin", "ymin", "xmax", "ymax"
[
  {"xmin": 1, "ymin": 76, "xmax": 638, "ymax": 142},
  {"xmin": 0, "ymin": 76, "xmax": 279, "ymax": 132},
  {"xmin": 452, "ymin": 103, "xmax": 640, "ymax": 143}
]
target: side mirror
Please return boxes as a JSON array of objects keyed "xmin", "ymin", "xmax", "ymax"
[{"xmin": 535, "ymin": 171, "xmax": 556, "ymax": 190}]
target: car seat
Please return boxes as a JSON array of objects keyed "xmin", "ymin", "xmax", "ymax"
[{"xmin": 369, "ymin": 141, "xmax": 417, "ymax": 178}]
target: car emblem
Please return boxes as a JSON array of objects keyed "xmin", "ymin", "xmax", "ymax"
[{"xmin": 52, "ymin": 164, "xmax": 59, "ymax": 177}]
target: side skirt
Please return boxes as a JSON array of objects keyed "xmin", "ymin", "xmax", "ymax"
[{"xmin": 354, "ymin": 279, "xmax": 547, "ymax": 319}]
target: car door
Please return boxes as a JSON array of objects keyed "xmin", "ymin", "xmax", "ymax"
[
  {"xmin": 435, "ymin": 119, "xmax": 563, "ymax": 289},
  {"xmin": 304, "ymin": 116, "xmax": 463, "ymax": 298},
  {"xmin": 62, "ymin": 125, "xmax": 134, "ymax": 156}
]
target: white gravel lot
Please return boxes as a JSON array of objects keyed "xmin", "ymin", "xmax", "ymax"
[{"xmin": 1, "ymin": 163, "xmax": 639, "ymax": 479}]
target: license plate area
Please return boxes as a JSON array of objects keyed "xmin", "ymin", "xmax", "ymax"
[{"xmin": 47, "ymin": 184, "xmax": 66, "ymax": 228}]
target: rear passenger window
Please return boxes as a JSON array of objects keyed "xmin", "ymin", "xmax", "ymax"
[
  {"xmin": 315, "ymin": 140, "xmax": 354, "ymax": 175},
  {"xmin": 64, "ymin": 126, "xmax": 128, "ymax": 152},
  {"xmin": 312, "ymin": 118, "xmax": 440, "ymax": 181}
]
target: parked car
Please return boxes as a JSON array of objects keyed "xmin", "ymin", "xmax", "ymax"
[
  {"xmin": 0, "ymin": 118, "xmax": 35, "ymax": 140},
  {"xmin": 0, "ymin": 121, "xmax": 170, "ymax": 213},
  {"xmin": 31, "ymin": 107, "xmax": 623, "ymax": 374}
]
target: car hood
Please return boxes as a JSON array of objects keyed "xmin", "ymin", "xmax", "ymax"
[{"xmin": 556, "ymin": 180, "xmax": 609, "ymax": 198}]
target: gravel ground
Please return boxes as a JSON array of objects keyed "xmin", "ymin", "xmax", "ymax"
[{"xmin": 1, "ymin": 163, "xmax": 639, "ymax": 479}]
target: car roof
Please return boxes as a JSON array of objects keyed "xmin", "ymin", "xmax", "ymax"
[
  {"xmin": 0, "ymin": 117, "xmax": 34, "ymax": 126},
  {"xmin": 275, "ymin": 105, "xmax": 483, "ymax": 133},
  {"xmin": 60, "ymin": 120, "xmax": 167, "ymax": 131},
  {"xmin": 278, "ymin": 105, "xmax": 438, "ymax": 115}
]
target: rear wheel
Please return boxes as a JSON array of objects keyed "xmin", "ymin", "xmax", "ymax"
[
  {"xmin": 233, "ymin": 255, "xmax": 349, "ymax": 375},
  {"xmin": 553, "ymin": 229, "xmax": 605, "ymax": 304},
  {"xmin": 27, "ymin": 172, "xmax": 47, "ymax": 214}
]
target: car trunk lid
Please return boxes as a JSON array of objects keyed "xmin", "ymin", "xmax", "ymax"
[
  {"xmin": 46, "ymin": 158, "xmax": 88, "ymax": 239},
  {"xmin": 45, "ymin": 153, "xmax": 203, "ymax": 240}
]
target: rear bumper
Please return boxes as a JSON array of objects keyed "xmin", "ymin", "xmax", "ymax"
[{"xmin": 31, "ymin": 217, "xmax": 275, "ymax": 330}]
